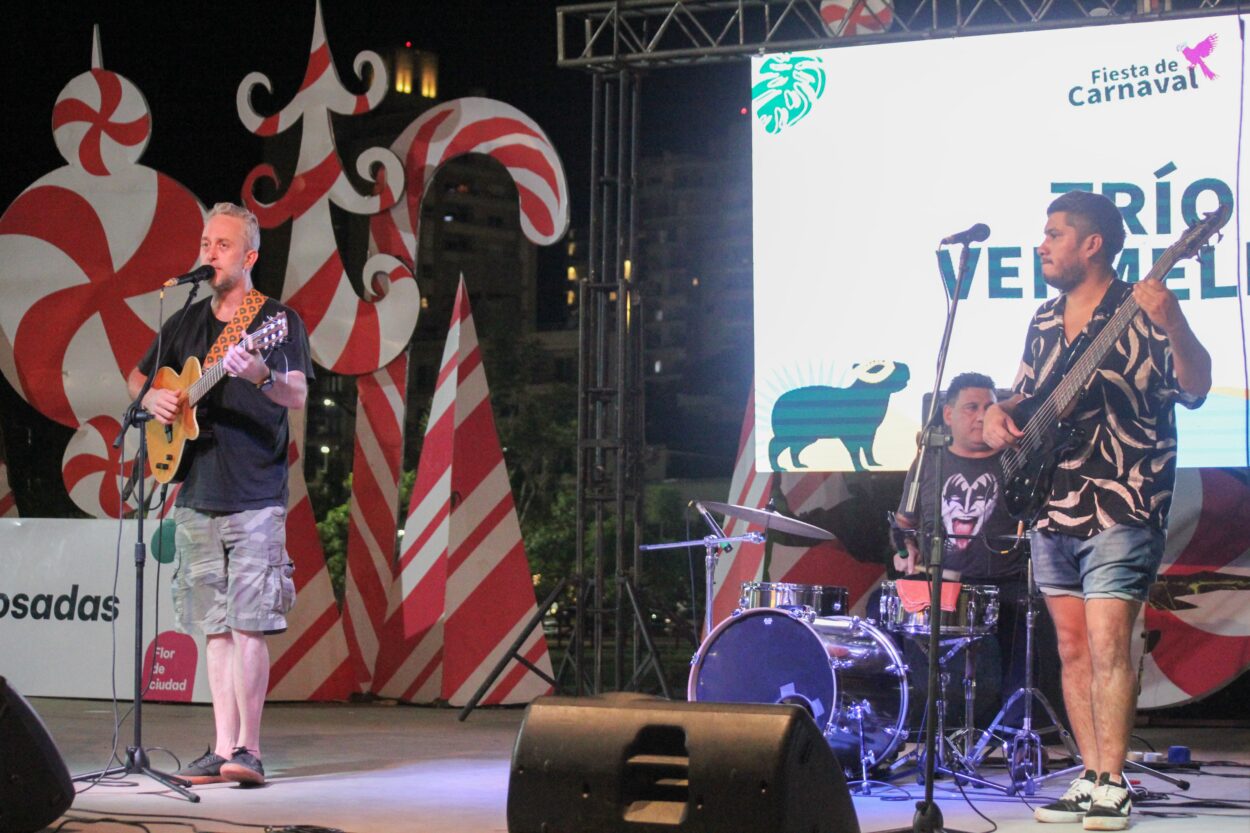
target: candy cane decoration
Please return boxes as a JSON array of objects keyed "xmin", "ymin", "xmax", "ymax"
[
  {"xmin": 237, "ymin": 0, "xmax": 415, "ymax": 375},
  {"xmin": 341, "ymin": 97, "xmax": 570, "ymax": 691}
]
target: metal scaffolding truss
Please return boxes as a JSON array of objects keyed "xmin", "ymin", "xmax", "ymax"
[
  {"xmin": 557, "ymin": 0, "xmax": 1235, "ymax": 70},
  {"xmin": 558, "ymin": 0, "xmax": 1241, "ymax": 696}
]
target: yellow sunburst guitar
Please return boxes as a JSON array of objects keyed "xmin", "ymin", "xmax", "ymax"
[{"xmin": 145, "ymin": 312, "xmax": 288, "ymax": 484}]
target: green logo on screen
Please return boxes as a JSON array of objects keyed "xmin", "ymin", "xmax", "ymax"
[{"xmin": 753, "ymin": 54, "xmax": 827, "ymax": 134}]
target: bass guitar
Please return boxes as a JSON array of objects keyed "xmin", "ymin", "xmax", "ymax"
[
  {"xmin": 145, "ymin": 312, "xmax": 288, "ymax": 484},
  {"xmin": 1001, "ymin": 205, "xmax": 1231, "ymax": 521}
]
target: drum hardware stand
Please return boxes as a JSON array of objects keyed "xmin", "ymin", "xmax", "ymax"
[
  {"xmin": 965, "ymin": 554, "xmax": 1081, "ymax": 794},
  {"xmin": 639, "ymin": 529, "xmax": 764, "ymax": 638},
  {"xmin": 889, "ymin": 633, "xmax": 1009, "ymax": 794},
  {"xmin": 875, "ymin": 231, "xmax": 978, "ymax": 833}
]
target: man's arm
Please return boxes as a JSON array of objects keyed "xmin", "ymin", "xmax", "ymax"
[
  {"xmin": 1133, "ymin": 280, "xmax": 1212, "ymax": 398},
  {"xmin": 127, "ymin": 367, "xmax": 182, "ymax": 425},
  {"xmin": 892, "ymin": 511, "xmax": 919, "ymax": 575},
  {"xmin": 221, "ymin": 342, "xmax": 308, "ymax": 410}
]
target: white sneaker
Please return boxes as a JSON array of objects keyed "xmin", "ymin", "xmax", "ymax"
[
  {"xmin": 1034, "ymin": 770, "xmax": 1097, "ymax": 823},
  {"xmin": 1083, "ymin": 773, "xmax": 1132, "ymax": 831}
]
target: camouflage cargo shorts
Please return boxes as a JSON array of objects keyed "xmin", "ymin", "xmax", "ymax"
[{"xmin": 171, "ymin": 506, "xmax": 296, "ymax": 636}]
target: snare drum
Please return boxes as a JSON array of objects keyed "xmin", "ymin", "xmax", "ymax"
[
  {"xmin": 739, "ymin": 581, "xmax": 848, "ymax": 617},
  {"xmin": 878, "ymin": 580, "xmax": 999, "ymax": 636},
  {"xmin": 688, "ymin": 608, "xmax": 909, "ymax": 773}
]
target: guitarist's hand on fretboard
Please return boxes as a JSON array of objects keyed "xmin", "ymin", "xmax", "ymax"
[
  {"xmin": 221, "ymin": 338, "xmax": 269, "ymax": 386},
  {"xmin": 1132, "ymin": 278, "xmax": 1185, "ymax": 333},
  {"xmin": 142, "ymin": 386, "xmax": 184, "ymax": 426},
  {"xmin": 983, "ymin": 399, "xmax": 1024, "ymax": 451}
]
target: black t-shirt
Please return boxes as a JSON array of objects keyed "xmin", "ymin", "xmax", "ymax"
[
  {"xmin": 138, "ymin": 295, "xmax": 313, "ymax": 512},
  {"xmin": 897, "ymin": 448, "xmax": 1024, "ymax": 580}
]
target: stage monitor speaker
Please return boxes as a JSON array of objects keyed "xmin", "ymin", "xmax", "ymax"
[
  {"xmin": 0, "ymin": 677, "xmax": 74, "ymax": 833},
  {"xmin": 507, "ymin": 693, "xmax": 860, "ymax": 833}
]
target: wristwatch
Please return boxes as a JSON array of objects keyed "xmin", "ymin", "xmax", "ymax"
[{"xmin": 257, "ymin": 366, "xmax": 274, "ymax": 391}]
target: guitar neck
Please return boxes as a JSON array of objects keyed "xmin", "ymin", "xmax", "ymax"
[{"xmin": 187, "ymin": 359, "xmax": 231, "ymax": 407}]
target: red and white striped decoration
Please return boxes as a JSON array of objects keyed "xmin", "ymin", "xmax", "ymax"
[
  {"xmin": 0, "ymin": 459, "xmax": 15, "ymax": 518},
  {"xmin": 710, "ymin": 387, "xmax": 883, "ymax": 627},
  {"xmin": 373, "ymin": 97, "xmax": 571, "ymax": 262},
  {"xmin": 265, "ymin": 410, "xmax": 357, "ymax": 700},
  {"xmin": 339, "ymin": 358, "xmax": 408, "ymax": 690},
  {"xmin": 373, "ymin": 278, "xmax": 553, "ymax": 704},
  {"xmin": 237, "ymin": 0, "xmax": 415, "ymax": 376},
  {"xmin": 1135, "ymin": 468, "xmax": 1250, "ymax": 708},
  {"xmin": 345, "ymin": 96, "xmax": 570, "ymax": 693},
  {"xmin": 819, "ymin": 0, "xmax": 894, "ymax": 37}
]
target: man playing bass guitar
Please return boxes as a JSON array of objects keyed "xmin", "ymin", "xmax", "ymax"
[{"xmin": 983, "ymin": 190, "xmax": 1211, "ymax": 831}]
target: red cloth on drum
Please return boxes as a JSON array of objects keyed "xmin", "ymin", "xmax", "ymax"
[{"xmin": 896, "ymin": 579, "xmax": 962, "ymax": 613}]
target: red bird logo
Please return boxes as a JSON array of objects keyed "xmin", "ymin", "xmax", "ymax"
[{"xmin": 1179, "ymin": 34, "xmax": 1219, "ymax": 81}]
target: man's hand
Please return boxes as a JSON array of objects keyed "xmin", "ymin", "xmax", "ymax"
[
  {"xmin": 892, "ymin": 549, "xmax": 917, "ymax": 576},
  {"xmin": 221, "ymin": 340, "xmax": 269, "ymax": 385},
  {"xmin": 1133, "ymin": 279, "xmax": 1186, "ymax": 334},
  {"xmin": 983, "ymin": 402, "xmax": 1024, "ymax": 450},
  {"xmin": 142, "ymin": 386, "xmax": 183, "ymax": 425}
]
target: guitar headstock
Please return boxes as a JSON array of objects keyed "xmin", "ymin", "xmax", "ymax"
[
  {"xmin": 247, "ymin": 311, "xmax": 289, "ymax": 352},
  {"xmin": 1144, "ymin": 202, "xmax": 1232, "ymax": 284},
  {"xmin": 1171, "ymin": 202, "xmax": 1233, "ymax": 261}
]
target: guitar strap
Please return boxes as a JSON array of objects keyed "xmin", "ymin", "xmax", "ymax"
[{"xmin": 203, "ymin": 289, "xmax": 268, "ymax": 368}]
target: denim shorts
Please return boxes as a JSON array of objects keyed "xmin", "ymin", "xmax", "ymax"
[
  {"xmin": 171, "ymin": 506, "xmax": 296, "ymax": 635},
  {"xmin": 1031, "ymin": 524, "xmax": 1165, "ymax": 602}
]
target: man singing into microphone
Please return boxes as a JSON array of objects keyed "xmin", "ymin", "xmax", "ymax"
[
  {"xmin": 127, "ymin": 202, "xmax": 313, "ymax": 787},
  {"xmin": 984, "ymin": 190, "xmax": 1209, "ymax": 830}
]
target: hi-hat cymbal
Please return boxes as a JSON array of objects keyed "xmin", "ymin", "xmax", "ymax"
[{"xmin": 699, "ymin": 500, "xmax": 835, "ymax": 541}]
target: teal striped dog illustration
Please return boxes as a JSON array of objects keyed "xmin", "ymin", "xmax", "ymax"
[{"xmin": 768, "ymin": 360, "xmax": 910, "ymax": 471}]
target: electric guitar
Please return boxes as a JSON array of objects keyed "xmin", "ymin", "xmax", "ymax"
[
  {"xmin": 1000, "ymin": 204, "xmax": 1231, "ymax": 521},
  {"xmin": 145, "ymin": 312, "xmax": 288, "ymax": 484}
]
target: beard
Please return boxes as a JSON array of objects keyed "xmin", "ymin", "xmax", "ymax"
[{"xmin": 1043, "ymin": 263, "xmax": 1085, "ymax": 293}]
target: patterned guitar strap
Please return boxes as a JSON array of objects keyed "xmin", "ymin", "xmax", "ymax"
[{"xmin": 203, "ymin": 289, "xmax": 268, "ymax": 368}]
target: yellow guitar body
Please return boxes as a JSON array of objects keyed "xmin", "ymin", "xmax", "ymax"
[{"xmin": 145, "ymin": 356, "xmax": 203, "ymax": 484}]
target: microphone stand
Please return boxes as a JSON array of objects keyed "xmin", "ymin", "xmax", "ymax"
[
  {"xmin": 74, "ymin": 281, "xmax": 204, "ymax": 801},
  {"xmin": 877, "ymin": 239, "xmax": 977, "ymax": 833}
]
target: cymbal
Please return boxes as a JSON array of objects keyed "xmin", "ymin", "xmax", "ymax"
[{"xmin": 700, "ymin": 500, "xmax": 835, "ymax": 541}]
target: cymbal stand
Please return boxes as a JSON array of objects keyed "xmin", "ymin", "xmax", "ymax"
[
  {"xmin": 639, "ymin": 530, "xmax": 765, "ymax": 637},
  {"xmin": 966, "ymin": 554, "xmax": 1080, "ymax": 794}
]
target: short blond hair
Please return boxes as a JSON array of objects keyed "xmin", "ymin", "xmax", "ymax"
[{"xmin": 207, "ymin": 202, "xmax": 261, "ymax": 252}]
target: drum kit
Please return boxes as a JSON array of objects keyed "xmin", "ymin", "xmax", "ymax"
[{"xmin": 654, "ymin": 499, "xmax": 1077, "ymax": 796}]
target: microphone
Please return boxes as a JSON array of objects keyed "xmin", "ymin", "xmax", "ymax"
[
  {"xmin": 940, "ymin": 223, "xmax": 991, "ymax": 246},
  {"xmin": 163, "ymin": 264, "xmax": 215, "ymax": 287}
]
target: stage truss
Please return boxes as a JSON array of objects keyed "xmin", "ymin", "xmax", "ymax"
[{"xmin": 560, "ymin": 0, "xmax": 1237, "ymax": 695}]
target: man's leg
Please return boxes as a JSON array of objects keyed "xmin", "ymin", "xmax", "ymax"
[
  {"xmin": 205, "ymin": 632, "xmax": 239, "ymax": 759},
  {"xmin": 1084, "ymin": 598, "xmax": 1141, "ymax": 779},
  {"xmin": 1045, "ymin": 594, "xmax": 1099, "ymax": 775},
  {"xmin": 232, "ymin": 629, "xmax": 269, "ymax": 757}
]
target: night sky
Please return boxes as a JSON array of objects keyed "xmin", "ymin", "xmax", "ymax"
[{"xmin": 2, "ymin": 1, "xmax": 749, "ymax": 255}]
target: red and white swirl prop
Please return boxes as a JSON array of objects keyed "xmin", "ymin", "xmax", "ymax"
[
  {"xmin": 819, "ymin": 0, "xmax": 894, "ymax": 37},
  {"xmin": 1135, "ymin": 468, "xmax": 1250, "ymax": 708},
  {"xmin": 237, "ymin": 0, "xmax": 415, "ymax": 375},
  {"xmin": 266, "ymin": 415, "xmax": 357, "ymax": 701},
  {"xmin": 372, "ymin": 279, "xmax": 553, "ymax": 704}
]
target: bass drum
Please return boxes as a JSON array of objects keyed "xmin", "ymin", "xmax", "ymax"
[{"xmin": 688, "ymin": 609, "xmax": 909, "ymax": 774}]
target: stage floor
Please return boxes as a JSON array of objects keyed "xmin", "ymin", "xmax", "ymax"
[{"xmin": 31, "ymin": 697, "xmax": 1250, "ymax": 833}]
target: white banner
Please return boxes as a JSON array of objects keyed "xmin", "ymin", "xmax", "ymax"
[
  {"xmin": 752, "ymin": 14, "xmax": 1249, "ymax": 472},
  {"xmin": 0, "ymin": 518, "xmax": 211, "ymax": 702}
]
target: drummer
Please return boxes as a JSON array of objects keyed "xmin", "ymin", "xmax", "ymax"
[{"xmin": 893, "ymin": 372, "xmax": 1064, "ymax": 729}]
